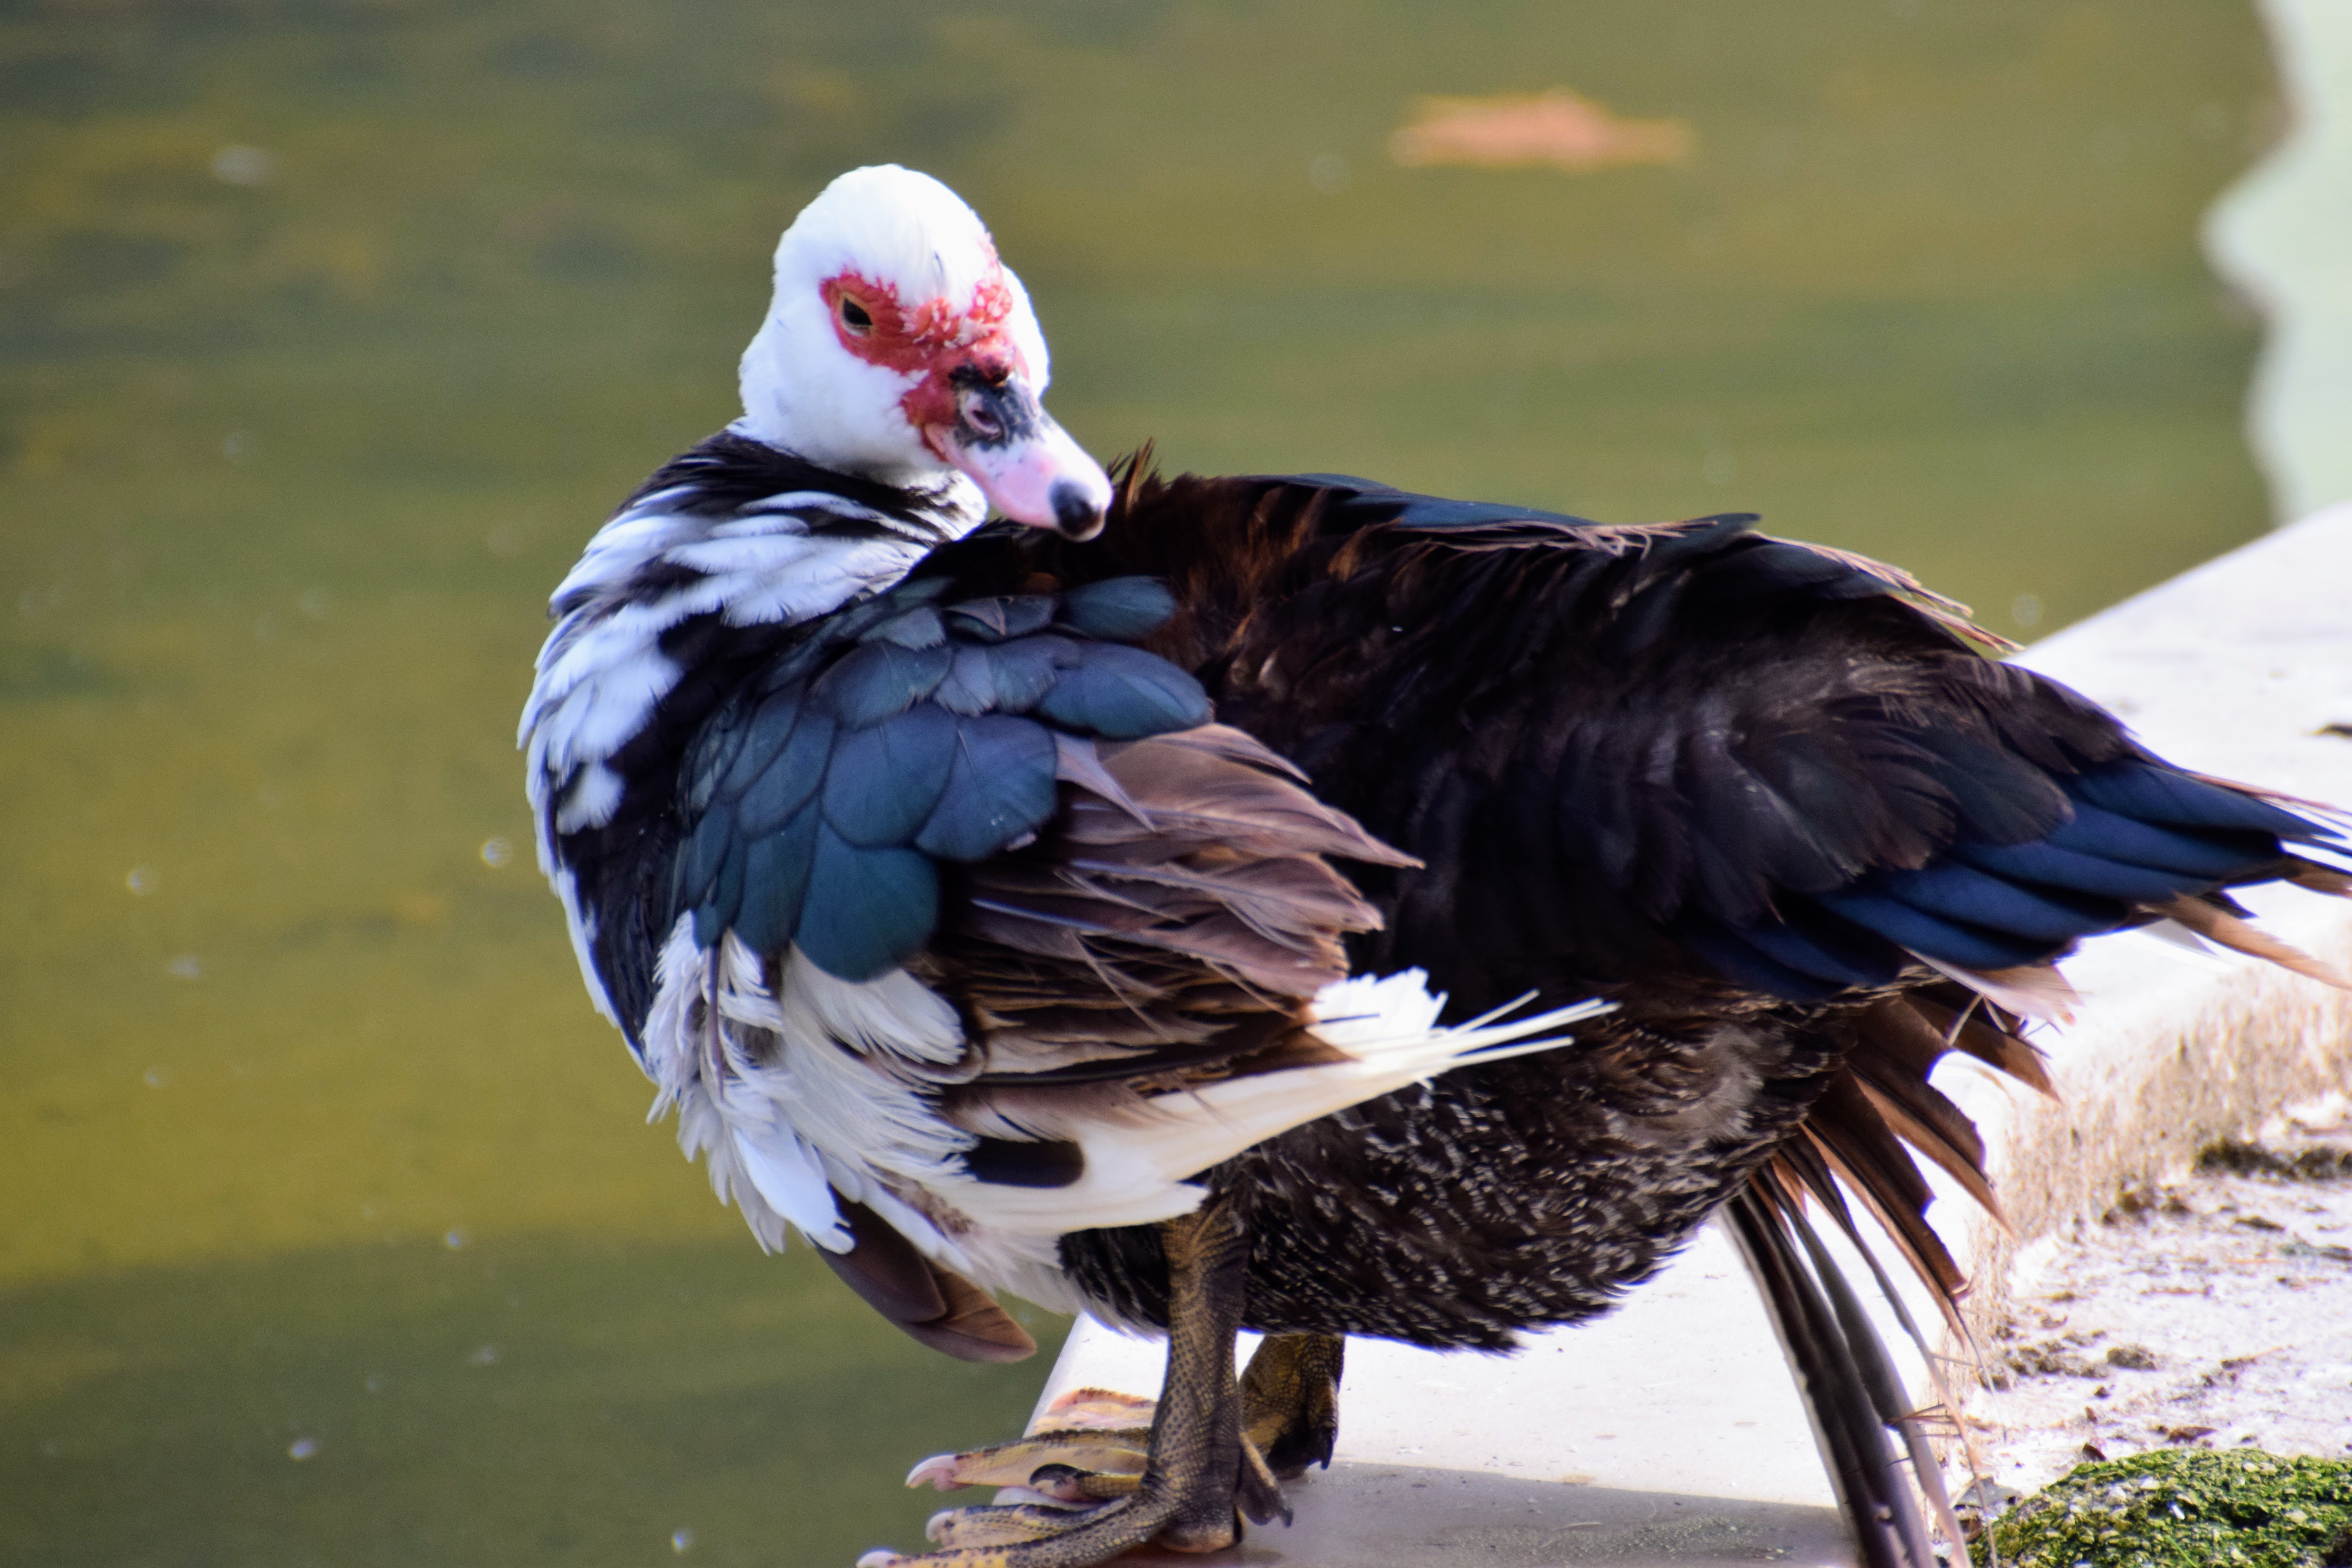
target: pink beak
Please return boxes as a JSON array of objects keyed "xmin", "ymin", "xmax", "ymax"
[{"xmin": 931, "ymin": 370, "xmax": 1112, "ymax": 539}]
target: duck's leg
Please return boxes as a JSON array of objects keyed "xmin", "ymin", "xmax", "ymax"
[
  {"xmin": 1241, "ymin": 1332, "xmax": 1345, "ymax": 1477},
  {"xmin": 863, "ymin": 1201, "xmax": 1281, "ymax": 1566},
  {"xmin": 910, "ymin": 1330, "xmax": 1345, "ymax": 1510}
]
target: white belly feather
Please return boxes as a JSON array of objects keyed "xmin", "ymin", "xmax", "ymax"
[{"xmin": 638, "ymin": 913, "xmax": 1609, "ymax": 1312}]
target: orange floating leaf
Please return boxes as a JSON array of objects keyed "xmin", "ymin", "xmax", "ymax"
[{"xmin": 1390, "ymin": 88, "xmax": 1695, "ymax": 172}]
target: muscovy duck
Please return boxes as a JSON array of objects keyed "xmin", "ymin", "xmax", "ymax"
[{"xmin": 523, "ymin": 166, "xmax": 2352, "ymax": 1568}]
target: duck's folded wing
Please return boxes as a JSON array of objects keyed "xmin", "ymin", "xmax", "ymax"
[
  {"xmin": 1087, "ymin": 473, "xmax": 2350, "ymax": 1024},
  {"xmin": 670, "ymin": 572, "xmax": 1227, "ymax": 984},
  {"xmin": 652, "ymin": 564, "xmax": 1602, "ymax": 1354},
  {"xmin": 1323, "ymin": 496, "xmax": 2352, "ymax": 1012},
  {"xmin": 1089, "ymin": 470, "xmax": 2349, "ymax": 1303}
]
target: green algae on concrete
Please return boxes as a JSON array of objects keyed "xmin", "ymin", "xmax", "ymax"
[{"xmin": 1972, "ymin": 1450, "xmax": 2352, "ymax": 1568}]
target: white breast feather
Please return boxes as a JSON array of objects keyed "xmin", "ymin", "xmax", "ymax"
[{"xmin": 637, "ymin": 910, "xmax": 1610, "ymax": 1310}]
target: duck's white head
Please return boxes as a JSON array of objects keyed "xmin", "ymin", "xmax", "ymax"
[{"xmin": 735, "ymin": 165, "xmax": 1112, "ymax": 539}]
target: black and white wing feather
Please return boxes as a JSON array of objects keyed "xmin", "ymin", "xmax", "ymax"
[{"xmin": 521, "ymin": 432, "xmax": 981, "ymax": 1030}]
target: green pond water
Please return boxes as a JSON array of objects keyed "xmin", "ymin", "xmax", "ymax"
[{"xmin": 0, "ymin": 2, "xmax": 2282, "ymax": 1563}]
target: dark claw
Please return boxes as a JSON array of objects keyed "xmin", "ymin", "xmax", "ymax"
[{"xmin": 1236, "ymin": 1437, "xmax": 1291, "ymax": 1528}]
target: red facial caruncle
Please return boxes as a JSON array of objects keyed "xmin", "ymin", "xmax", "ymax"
[
  {"xmin": 821, "ymin": 262, "xmax": 1025, "ymax": 453},
  {"xmin": 818, "ymin": 250, "xmax": 1109, "ymax": 539}
]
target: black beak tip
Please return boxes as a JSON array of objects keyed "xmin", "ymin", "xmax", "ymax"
[{"xmin": 1049, "ymin": 480, "xmax": 1106, "ymax": 541}]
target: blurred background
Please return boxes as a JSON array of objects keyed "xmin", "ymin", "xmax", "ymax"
[{"xmin": 0, "ymin": 2, "xmax": 2333, "ymax": 1564}]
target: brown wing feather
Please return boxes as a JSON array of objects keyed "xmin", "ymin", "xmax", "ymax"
[
  {"xmin": 815, "ymin": 1200, "xmax": 1038, "ymax": 1363},
  {"xmin": 1906, "ymin": 991, "xmax": 2054, "ymax": 1097},
  {"xmin": 2154, "ymin": 892, "xmax": 2352, "ymax": 991},
  {"xmin": 1752, "ymin": 986, "xmax": 2058, "ymax": 1346},
  {"xmin": 826, "ymin": 713, "xmax": 1413, "ymax": 1359},
  {"xmin": 918, "ymin": 722, "xmax": 1411, "ymax": 1117},
  {"xmin": 1796, "ymin": 1076, "xmax": 1965, "ymax": 1307},
  {"xmin": 1844, "ymin": 1000, "xmax": 2002, "ymax": 1218},
  {"xmin": 2286, "ymin": 858, "xmax": 2352, "ymax": 897},
  {"xmin": 910, "ymin": 1261, "xmax": 1042, "ymax": 1364}
]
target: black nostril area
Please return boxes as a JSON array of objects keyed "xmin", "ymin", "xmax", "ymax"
[
  {"xmin": 1049, "ymin": 480, "xmax": 1105, "ymax": 540},
  {"xmin": 961, "ymin": 396, "xmax": 1004, "ymax": 442}
]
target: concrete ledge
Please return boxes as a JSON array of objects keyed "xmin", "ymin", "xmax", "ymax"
[
  {"xmin": 1038, "ymin": 1462, "xmax": 1850, "ymax": 1568},
  {"xmin": 1027, "ymin": 504, "xmax": 2352, "ymax": 1566}
]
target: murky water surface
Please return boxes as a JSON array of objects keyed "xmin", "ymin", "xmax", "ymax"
[{"xmin": 0, "ymin": 2, "xmax": 2277, "ymax": 1563}]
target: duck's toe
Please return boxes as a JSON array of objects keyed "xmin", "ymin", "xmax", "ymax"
[
  {"xmin": 853, "ymin": 1491, "xmax": 1165, "ymax": 1566},
  {"xmin": 1241, "ymin": 1332, "xmax": 1346, "ymax": 1478},
  {"xmin": 902, "ymin": 1386, "xmax": 1153, "ymax": 1495}
]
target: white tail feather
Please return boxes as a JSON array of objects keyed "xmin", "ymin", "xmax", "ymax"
[
  {"xmin": 948, "ymin": 970, "xmax": 1611, "ymax": 1236},
  {"xmin": 2111, "ymin": 918, "xmax": 2236, "ymax": 972}
]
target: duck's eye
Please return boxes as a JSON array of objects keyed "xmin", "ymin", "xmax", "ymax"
[{"xmin": 838, "ymin": 297, "xmax": 873, "ymax": 336}]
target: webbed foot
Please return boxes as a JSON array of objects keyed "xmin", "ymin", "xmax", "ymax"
[
  {"xmin": 903, "ymin": 1388, "xmax": 1151, "ymax": 1502},
  {"xmin": 858, "ymin": 1205, "xmax": 1283, "ymax": 1566}
]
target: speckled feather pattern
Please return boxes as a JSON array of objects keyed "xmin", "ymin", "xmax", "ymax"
[{"xmin": 1067, "ymin": 1018, "xmax": 1843, "ymax": 1347}]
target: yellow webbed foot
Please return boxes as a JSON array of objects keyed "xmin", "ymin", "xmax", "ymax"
[{"xmin": 903, "ymin": 1387, "xmax": 1152, "ymax": 1497}]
